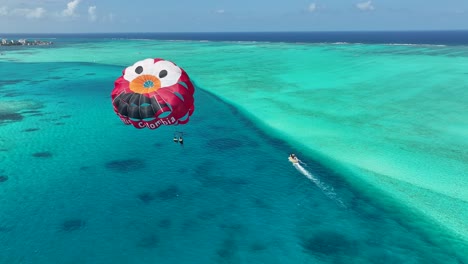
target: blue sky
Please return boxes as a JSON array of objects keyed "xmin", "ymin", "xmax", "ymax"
[{"xmin": 1, "ymin": 0, "xmax": 467, "ymax": 33}]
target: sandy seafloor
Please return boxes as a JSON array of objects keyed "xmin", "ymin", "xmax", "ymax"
[{"xmin": 0, "ymin": 37, "xmax": 467, "ymax": 263}]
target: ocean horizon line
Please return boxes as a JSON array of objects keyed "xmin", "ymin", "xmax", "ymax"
[
  {"xmin": 0, "ymin": 28, "xmax": 468, "ymax": 37},
  {"xmin": 2, "ymin": 30, "xmax": 468, "ymax": 45},
  {"xmin": 2, "ymin": 29, "xmax": 468, "ymax": 35},
  {"xmin": 0, "ymin": 30, "xmax": 468, "ymax": 46}
]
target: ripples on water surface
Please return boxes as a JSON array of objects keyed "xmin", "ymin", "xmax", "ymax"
[{"xmin": 0, "ymin": 34, "xmax": 467, "ymax": 263}]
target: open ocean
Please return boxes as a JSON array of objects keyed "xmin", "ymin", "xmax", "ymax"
[{"xmin": 0, "ymin": 31, "xmax": 467, "ymax": 263}]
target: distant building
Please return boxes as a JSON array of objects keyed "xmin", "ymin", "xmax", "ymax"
[{"xmin": 0, "ymin": 38, "xmax": 53, "ymax": 46}]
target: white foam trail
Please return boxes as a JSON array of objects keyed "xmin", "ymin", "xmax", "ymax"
[{"xmin": 293, "ymin": 163, "xmax": 346, "ymax": 208}]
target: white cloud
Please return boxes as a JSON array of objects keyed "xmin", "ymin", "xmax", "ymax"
[
  {"xmin": 0, "ymin": 6, "xmax": 8, "ymax": 16},
  {"xmin": 9, "ymin": 7, "xmax": 46, "ymax": 18},
  {"xmin": 308, "ymin": 3, "xmax": 317, "ymax": 12},
  {"xmin": 88, "ymin": 5, "xmax": 96, "ymax": 21},
  {"xmin": 215, "ymin": 9, "xmax": 225, "ymax": 14},
  {"xmin": 62, "ymin": 0, "xmax": 80, "ymax": 17},
  {"xmin": 0, "ymin": 6, "xmax": 46, "ymax": 19},
  {"xmin": 102, "ymin": 12, "xmax": 114, "ymax": 22},
  {"xmin": 25, "ymin": 7, "xmax": 45, "ymax": 18},
  {"xmin": 356, "ymin": 1, "xmax": 374, "ymax": 11}
]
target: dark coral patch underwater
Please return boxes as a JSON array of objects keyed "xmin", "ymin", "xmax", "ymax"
[
  {"xmin": 0, "ymin": 175, "xmax": 8, "ymax": 182},
  {"xmin": 22, "ymin": 128, "xmax": 40, "ymax": 132},
  {"xmin": 137, "ymin": 185, "xmax": 180, "ymax": 204},
  {"xmin": 206, "ymin": 138, "xmax": 244, "ymax": 150},
  {"xmin": 301, "ymin": 230, "xmax": 358, "ymax": 257},
  {"xmin": 137, "ymin": 234, "xmax": 159, "ymax": 248},
  {"xmin": 105, "ymin": 159, "xmax": 146, "ymax": 173},
  {"xmin": 21, "ymin": 110, "xmax": 42, "ymax": 114},
  {"xmin": 156, "ymin": 185, "xmax": 180, "ymax": 200},
  {"xmin": 0, "ymin": 79, "xmax": 25, "ymax": 86},
  {"xmin": 0, "ymin": 100, "xmax": 44, "ymax": 125},
  {"xmin": 0, "ymin": 112, "xmax": 23, "ymax": 124},
  {"xmin": 61, "ymin": 219, "xmax": 86, "ymax": 232},
  {"xmin": 216, "ymin": 238, "xmax": 238, "ymax": 261},
  {"xmin": 137, "ymin": 192, "xmax": 155, "ymax": 204},
  {"xmin": 32, "ymin": 151, "xmax": 53, "ymax": 158},
  {"xmin": 2, "ymin": 92, "xmax": 22, "ymax": 98},
  {"xmin": 158, "ymin": 219, "xmax": 172, "ymax": 228},
  {"xmin": 250, "ymin": 242, "xmax": 268, "ymax": 251}
]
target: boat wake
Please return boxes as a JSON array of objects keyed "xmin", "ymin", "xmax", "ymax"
[{"xmin": 293, "ymin": 162, "xmax": 346, "ymax": 208}]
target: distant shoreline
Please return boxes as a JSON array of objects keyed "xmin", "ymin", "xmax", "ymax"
[
  {"xmin": 2, "ymin": 29, "xmax": 468, "ymax": 34},
  {"xmin": 1, "ymin": 31, "xmax": 467, "ymax": 45},
  {"xmin": 0, "ymin": 38, "xmax": 53, "ymax": 47}
]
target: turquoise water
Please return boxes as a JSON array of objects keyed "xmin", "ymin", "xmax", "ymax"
[{"xmin": 0, "ymin": 39, "xmax": 467, "ymax": 263}]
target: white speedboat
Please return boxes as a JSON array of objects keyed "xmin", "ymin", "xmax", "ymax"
[{"xmin": 288, "ymin": 156, "xmax": 299, "ymax": 164}]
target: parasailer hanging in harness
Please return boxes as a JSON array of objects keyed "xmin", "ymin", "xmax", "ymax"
[
  {"xmin": 173, "ymin": 131, "xmax": 184, "ymax": 144},
  {"xmin": 111, "ymin": 58, "xmax": 195, "ymax": 144}
]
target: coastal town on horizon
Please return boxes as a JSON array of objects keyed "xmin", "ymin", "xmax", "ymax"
[{"xmin": 0, "ymin": 38, "xmax": 53, "ymax": 46}]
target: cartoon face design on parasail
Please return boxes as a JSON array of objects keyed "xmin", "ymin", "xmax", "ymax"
[{"xmin": 111, "ymin": 58, "xmax": 195, "ymax": 129}]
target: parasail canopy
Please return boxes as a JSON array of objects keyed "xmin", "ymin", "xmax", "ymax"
[{"xmin": 111, "ymin": 58, "xmax": 195, "ymax": 129}]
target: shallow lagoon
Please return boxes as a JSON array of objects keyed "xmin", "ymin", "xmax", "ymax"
[{"xmin": 0, "ymin": 38, "xmax": 467, "ymax": 263}]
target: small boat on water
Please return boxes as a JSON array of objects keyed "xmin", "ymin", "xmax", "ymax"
[{"xmin": 288, "ymin": 154, "xmax": 299, "ymax": 164}]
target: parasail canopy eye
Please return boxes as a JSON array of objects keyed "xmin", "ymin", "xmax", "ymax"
[
  {"xmin": 135, "ymin": 66, "xmax": 143, "ymax": 74},
  {"xmin": 159, "ymin": 70, "xmax": 168, "ymax": 78}
]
